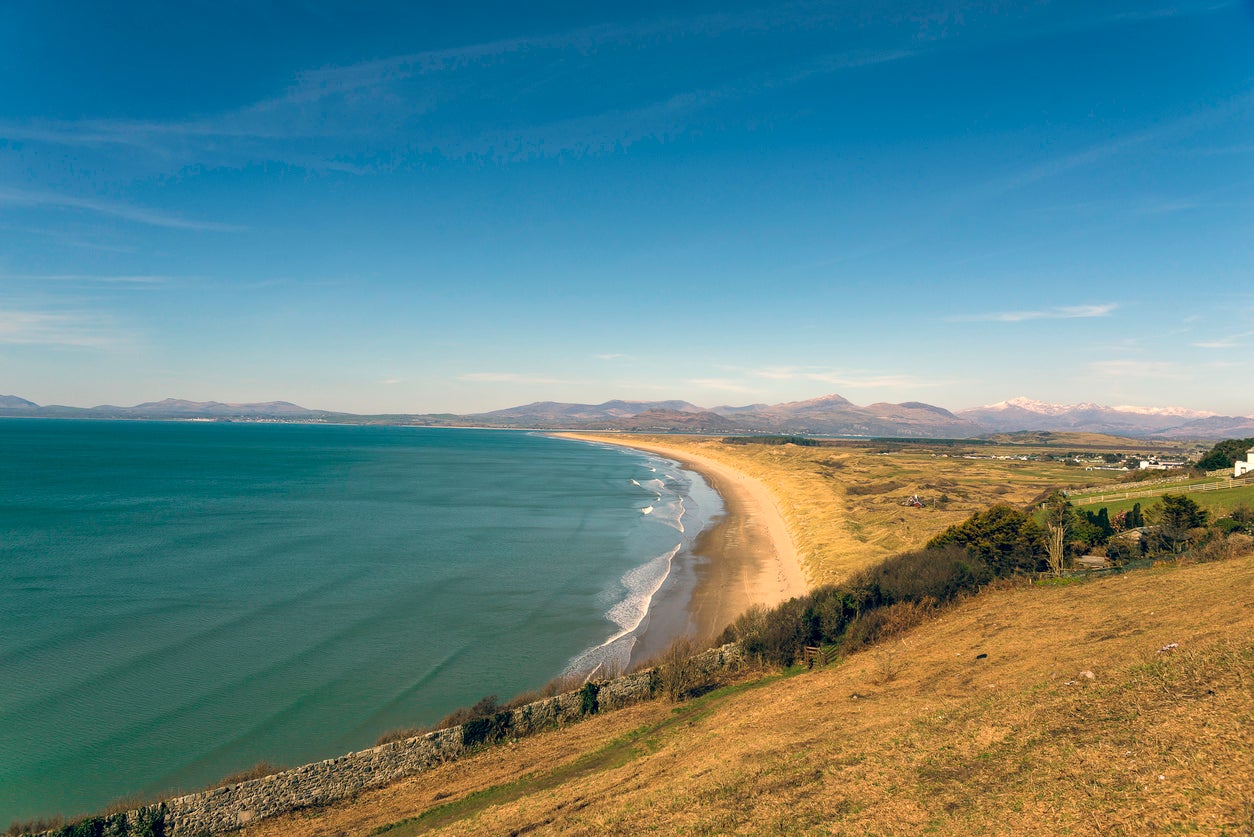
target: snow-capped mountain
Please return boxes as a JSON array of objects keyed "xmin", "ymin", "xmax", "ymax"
[{"xmin": 959, "ymin": 397, "xmax": 1226, "ymax": 435}]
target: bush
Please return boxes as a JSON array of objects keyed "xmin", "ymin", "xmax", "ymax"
[
  {"xmin": 1196, "ymin": 437, "xmax": 1254, "ymax": 471},
  {"xmin": 460, "ymin": 709, "xmax": 513, "ymax": 748},
  {"xmin": 656, "ymin": 636, "xmax": 698, "ymax": 701},
  {"xmin": 579, "ymin": 681, "xmax": 600, "ymax": 715},
  {"xmin": 843, "ymin": 599, "xmax": 937, "ymax": 651},
  {"xmin": 1105, "ymin": 537, "xmax": 1142, "ymax": 564},
  {"xmin": 927, "ymin": 505, "xmax": 1046, "ymax": 573},
  {"xmin": 852, "ymin": 545, "xmax": 991, "ymax": 606},
  {"xmin": 721, "ymin": 544, "xmax": 1002, "ymax": 667}
]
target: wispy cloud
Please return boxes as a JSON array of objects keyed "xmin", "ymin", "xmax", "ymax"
[
  {"xmin": 595, "ymin": 353, "xmax": 631, "ymax": 361},
  {"xmin": 459, "ymin": 372, "xmax": 569, "ymax": 385},
  {"xmin": 986, "ymin": 88, "xmax": 1254, "ymax": 195},
  {"xmin": 954, "ymin": 303, "xmax": 1117, "ymax": 323},
  {"xmin": 0, "ymin": 306, "xmax": 121, "ymax": 347},
  {"xmin": 5, "ymin": 273, "xmax": 172, "ymax": 287},
  {"xmin": 0, "ymin": 187, "xmax": 241, "ymax": 232},
  {"xmin": 0, "ymin": 7, "xmax": 925, "ymax": 173},
  {"xmin": 1192, "ymin": 331, "xmax": 1254, "ymax": 349}
]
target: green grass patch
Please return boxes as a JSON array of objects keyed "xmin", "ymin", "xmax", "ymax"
[
  {"xmin": 1033, "ymin": 576, "xmax": 1084, "ymax": 587},
  {"xmin": 1074, "ymin": 483, "xmax": 1254, "ymax": 518}
]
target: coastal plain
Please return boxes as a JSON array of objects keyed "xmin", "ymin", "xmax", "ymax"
[{"xmin": 578, "ymin": 433, "xmax": 1157, "ymax": 590}]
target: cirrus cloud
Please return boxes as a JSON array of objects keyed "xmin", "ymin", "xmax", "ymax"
[{"xmin": 952, "ymin": 303, "xmax": 1117, "ymax": 323}]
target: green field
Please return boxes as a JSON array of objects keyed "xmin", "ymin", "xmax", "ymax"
[{"xmin": 1074, "ymin": 482, "xmax": 1254, "ymax": 518}]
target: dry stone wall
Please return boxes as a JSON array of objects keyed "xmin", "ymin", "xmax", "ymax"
[{"xmin": 37, "ymin": 644, "xmax": 743, "ymax": 837}]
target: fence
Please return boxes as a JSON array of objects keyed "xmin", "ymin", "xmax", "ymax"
[
  {"xmin": 1073, "ymin": 476, "xmax": 1250, "ymax": 507},
  {"xmin": 802, "ymin": 645, "xmax": 838, "ymax": 668}
]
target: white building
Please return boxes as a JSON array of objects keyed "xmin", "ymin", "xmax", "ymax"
[
  {"xmin": 1139, "ymin": 458, "xmax": 1185, "ymax": 471},
  {"xmin": 1236, "ymin": 447, "xmax": 1254, "ymax": 478}
]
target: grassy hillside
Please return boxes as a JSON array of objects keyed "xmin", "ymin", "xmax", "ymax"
[{"xmin": 234, "ymin": 553, "xmax": 1254, "ymax": 836}]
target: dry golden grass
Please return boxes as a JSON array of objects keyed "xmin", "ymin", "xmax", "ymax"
[{"xmin": 234, "ymin": 553, "xmax": 1254, "ymax": 837}]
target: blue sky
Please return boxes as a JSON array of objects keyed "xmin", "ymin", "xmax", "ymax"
[{"xmin": 1, "ymin": 1, "xmax": 1252, "ymax": 415}]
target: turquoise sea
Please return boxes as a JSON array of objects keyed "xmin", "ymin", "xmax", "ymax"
[{"xmin": 0, "ymin": 420, "xmax": 719, "ymax": 824}]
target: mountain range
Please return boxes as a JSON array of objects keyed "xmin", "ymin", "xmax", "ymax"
[{"xmin": 4, "ymin": 393, "xmax": 1252, "ymax": 439}]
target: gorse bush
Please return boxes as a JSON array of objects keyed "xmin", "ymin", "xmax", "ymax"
[
  {"xmin": 9, "ymin": 805, "xmax": 167, "ymax": 837},
  {"xmin": 721, "ymin": 542, "xmax": 997, "ymax": 666},
  {"xmin": 926, "ymin": 504, "xmax": 1045, "ymax": 573}
]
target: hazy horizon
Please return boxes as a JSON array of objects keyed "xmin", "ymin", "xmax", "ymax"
[
  {"xmin": 3, "ymin": 388, "xmax": 1247, "ymax": 418},
  {"xmin": 2, "ymin": 2, "xmax": 1253, "ymax": 415}
]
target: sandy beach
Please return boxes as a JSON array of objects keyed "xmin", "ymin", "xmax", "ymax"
[{"xmin": 563, "ymin": 434, "xmax": 808, "ymax": 661}]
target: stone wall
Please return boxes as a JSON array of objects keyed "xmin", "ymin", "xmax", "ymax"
[{"xmin": 37, "ymin": 644, "xmax": 743, "ymax": 837}]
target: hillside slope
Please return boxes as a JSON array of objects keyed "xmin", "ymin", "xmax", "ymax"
[{"xmin": 235, "ymin": 554, "xmax": 1254, "ymax": 836}]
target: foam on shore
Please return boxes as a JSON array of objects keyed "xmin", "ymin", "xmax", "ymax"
[{"xmin": 559, "ymin": 442, "xmax": 721, "ymax": 675}]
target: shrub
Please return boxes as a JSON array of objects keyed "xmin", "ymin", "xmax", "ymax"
[
  {"xmin": 852, "ymin": 545, "xmax": 991, "ymax": 606},
  {"xmin": 460, "ymin": 709, "xmax": 513, "ymax": 748},
  {"xmin": 927, "ymin": 504, "xmax": 1046, "ymax": 573},
  {"xmin": 208, "ymin": 761, "xmax": 281, "ymax": 789},
  {"xmin": 719, "ymin": 540, "xmax": 998, "ymax": 667},
  {"xmin": 579, "ymin": 681, "xmax": 600, "ymax": 715},
  {"xmin": 7, "ymin": 817, "xmax": 66, "ymax": 837},
  {"xmin": 437, "ymin": 695, "xmax": 500, "ymax": 730},
  {"xmin": 375, "ymin": 727, "xmax": 424, "ymax": 746},
  {"xmin": 656, "ymin": 636, "xmax": 698, "ymax": 701}
]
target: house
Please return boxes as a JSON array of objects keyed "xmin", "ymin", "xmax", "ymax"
[
  {"xmin": 1236, "ymin": 447, "xmax": 1254, "ymax": 478},
  {"xmin": 1138, "ymin": 458, "xmax": 1185, "ymax": 471}
]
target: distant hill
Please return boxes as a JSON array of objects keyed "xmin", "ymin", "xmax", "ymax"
[
  {"xmin": 463, "ymin": 393, "xmax": 981, "ymax": 437},
  {"xmin": 2, "ymin": 391, "xmax": 1249, "ymax": 439},
  {"xmin": 1152, "ymin": 414, "xmax": 1254, "ymax": 439},
  {"xmin": 957, "ymin": 396, "xmax": 1238, "ymax": 437},
  {"xmin": 476, "ymin": 399, "xmax": 704, "ymax": 424},
  {"xmin": 0, "ymin": 396, "xmax": 339, "ymax": 421},
  {"xmin": 702, "ymin": 394, "xmax": 982, "ymax": 437},
  {"xmin": 125, "ymin": 399, "xmax": 322, "ymax": 417},
  {"xmin": 599, "ymin": 408, "xmax": 739, "ymax": 433}
]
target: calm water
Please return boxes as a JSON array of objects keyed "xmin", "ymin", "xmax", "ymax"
[{"xmin": 0, "ymin": 420, "xmax": 718, "ymax": 824}]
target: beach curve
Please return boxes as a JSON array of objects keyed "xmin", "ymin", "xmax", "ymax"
[{"xmin": 561, "ymin": 434, "xmax": 808, "ymax": 658}]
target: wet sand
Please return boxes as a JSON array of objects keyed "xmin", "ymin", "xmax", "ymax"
[{"xmin": 562, "ymin": 435, "xmax": 808, "ymax": 663}]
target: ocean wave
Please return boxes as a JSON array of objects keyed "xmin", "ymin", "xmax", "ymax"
[
  {"xmin": 650, "ymin": 497, "xmax": 685, "ymax": 532},
  {"xmin": 565, "ymin": 544, "xmax": 681, "ymax": 675},
  {"xmin": 640, "ymin": 505, "xmax": 653, "ymax": 515}
]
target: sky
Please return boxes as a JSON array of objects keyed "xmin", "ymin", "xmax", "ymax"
[{"xmin": 1, "ymin": 0, "xmax": 1253, "ymax": 416}]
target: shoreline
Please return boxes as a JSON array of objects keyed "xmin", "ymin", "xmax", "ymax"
[{"xmin": 561, "ymin": 434, "xmax": 807, "ymax": 663}]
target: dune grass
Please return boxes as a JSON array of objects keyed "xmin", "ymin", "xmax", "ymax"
[{"xmin": 608, "ymin": 435, "xmax": 1139, "ymax": 586}]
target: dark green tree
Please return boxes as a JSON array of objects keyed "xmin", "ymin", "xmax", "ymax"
[
  {"xmin": 1083, "ymin": 507, "xmax": 1114, "ymax": 541},
  {"xmin": 1147, "ymin": 494, "xmax": 1209, "ymax": 554},
  {"xmin": 927, "ymin": 504, "xmax": 1046, "ymax": 573},
  {"xmin": 1196, "ymin": 438, "xmax": 1254, "ymax": 471}
]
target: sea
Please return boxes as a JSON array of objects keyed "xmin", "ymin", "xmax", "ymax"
[{"xmin": 0, "ymin": 420, "xmax": 720, "ymax": 825}]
